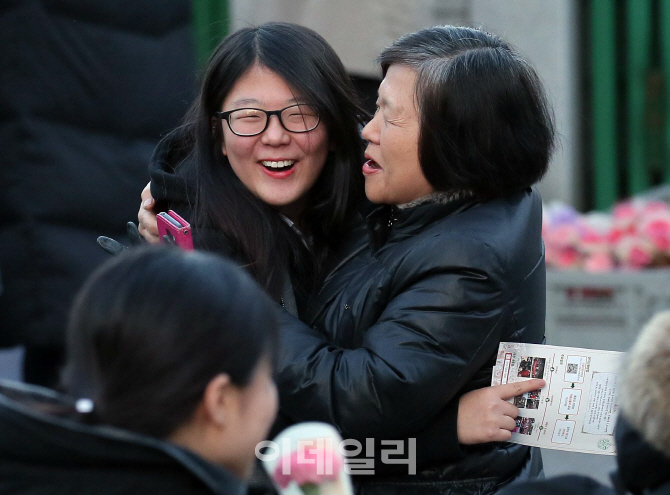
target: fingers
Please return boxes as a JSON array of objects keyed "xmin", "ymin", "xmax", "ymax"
[
  {"xmin": 500, "ymin": 414, "xmax": 517, "ymax": 432},
  {"xmin": 495, "ymin": 429, "xmax": 512, "ymax": 442},
  {"xmin": 137, "ymin": 208, "xmax": 160, "ymax": 244},
  {"xmin": 127, "ymin": 222, "xmax": 146, "ymax": 246},
  {"xmin": 482, "ymin": 423, "xmax": 515, "ymax": 443},
  {"xmin": 457, "ymin": 380, "xmax": 546, "ymax": 445},
  {"xmin": 138, "ymin": 209, "xmax": 160, "ymax": 243},
  {"xmin": 496, "ymin": 379, "xmax": 546, "ymax": 400},
  {"xmin": 488, "ymin": 407, "xmax": 519, "ymax": 442},
  {"xmin": 97, "ymin": 236, "xmax": 127, "ymax": 255},
  {"xmin": 500, "ymin": 400, "xmax": 519, "ymax": 419},
  {"xmin": 140, "ymin": 182, "xmax": 154, "ymax": 209},
  {"xmin": 138, "ymin": 182, "xmax": 160, "ymax": 244},
  {"xmin": 162, "ymin": 235, "xmax": 176, "ymax": 246}
]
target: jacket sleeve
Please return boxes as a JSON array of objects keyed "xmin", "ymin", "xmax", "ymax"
[
  {"xmin": 147, "ymin": 143, "xmax": 237, "ymax": 257},
  {"xmin": 275, "ymin": 234, "xmax": 510, "ymax": 449},
  {"xmin": 148, "ymin": 149, "xmax": 196, "ymax": 217}
]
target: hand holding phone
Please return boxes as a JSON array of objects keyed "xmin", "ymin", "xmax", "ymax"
[{"xmin": 156, "ymin": 210, "xmax": 194, "ymax": 250}]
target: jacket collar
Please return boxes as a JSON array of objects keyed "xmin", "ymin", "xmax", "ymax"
[
  {"xmin": 395, "ymin": 191, "xmax": 474, "ymax": 210},
  {"xmin": 364, "ymin": 192, "xmax": 477, "ymax": 252},
  {"xmin": 0, "ymin": 381, "xmax": 246, "ymax": 495}
]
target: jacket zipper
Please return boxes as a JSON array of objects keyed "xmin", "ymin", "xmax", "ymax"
[{"xmin": 388, "ymin": 206, "xmax": 398, "ymax": 229}]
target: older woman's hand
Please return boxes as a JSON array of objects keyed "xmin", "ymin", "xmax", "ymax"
[
  {"xmin": 457, "ymin": 379, "xmax": 546, "ymax": 445},
  {"xmin": 138, "ymin": 182, "xmax": 160, "ymax": 244}
]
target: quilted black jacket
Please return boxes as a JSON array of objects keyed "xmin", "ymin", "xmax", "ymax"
[
  {"xmin": 0, "ymin": 381, "xmax": 246, "ymax": 495},
  {"xmin": 274, "ymin": 189, "xmax": 546, "ymax": 494},
  {"xmin": 0, "ymin": 0, "xmax": 194, "ymax": 357}
]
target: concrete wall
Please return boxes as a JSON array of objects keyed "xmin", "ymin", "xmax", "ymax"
[
  {"xmin": 229, "ymin": 0, "xmax": 583, "ymax": 207},
  {"xmin": 231, "ymin": 0, "xmax": 470, "ymax": 77},
  {"xmin": 470, "ymin": 0, "xmax": 583, "ymax": 208}
]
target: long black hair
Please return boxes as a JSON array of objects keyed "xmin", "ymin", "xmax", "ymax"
[
  {"xmin": 379, "ymin": 26, "xmax": 555, "ymax": 200},
  {"xmin": 186, "ymin": 23, "xmax": 366, "ymax": 299},
  {"xmin": 61, "ymin": 246, "xmax": 279, "ymax": 439}
]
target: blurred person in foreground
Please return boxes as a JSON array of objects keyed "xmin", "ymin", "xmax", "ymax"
[
  {"xmin": 0, "ymin": 247, "xmax": 278, "ymax": 494},
  {"xmin": 498, "ymin": 311, "xmax": 670, "ymax": 495}
]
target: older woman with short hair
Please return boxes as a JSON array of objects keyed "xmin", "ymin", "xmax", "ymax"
[{"xmin": 275, "ymin": 25, "xmax": 554, "ymax": 494}]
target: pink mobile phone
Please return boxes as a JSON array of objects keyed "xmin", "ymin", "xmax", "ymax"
[{"xmin": 156, "ymin": 210, "xmax": 194, "ymax": 250}]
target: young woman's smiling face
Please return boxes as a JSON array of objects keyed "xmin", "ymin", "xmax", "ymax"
[{"xmin": 218, "ymin": 64, "xmax": 329, "ymax": 220}]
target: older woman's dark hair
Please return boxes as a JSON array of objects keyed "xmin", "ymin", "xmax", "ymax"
[
  {"xmin": 184, "ymin": 23, "xmax": 366, "ymax": 298},
  {"xmin": 379, "ymin": 26, "xmax": 555, "ymax": 200},
  {"xmin": 61, "ymin": 247, "xmax": 279, "ymax": 439}
]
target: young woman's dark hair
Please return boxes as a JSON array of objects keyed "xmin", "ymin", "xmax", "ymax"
[
  {"xmin": 61, "ymin": 246, "xmax": 279, "ymax": 439},
  {"xmin": 378, "ymin": 25, "xmax": 555, "ymax": 200},
  {"xmin": 184, "ymin": 23, "xmax": 367, "ymax": 299}
]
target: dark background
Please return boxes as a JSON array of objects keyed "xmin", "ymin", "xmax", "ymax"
[{"xmin": 0, "ymin": 0, "xmax": 196, "ymax": 384}]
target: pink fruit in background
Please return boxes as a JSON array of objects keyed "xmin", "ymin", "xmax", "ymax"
[
  {"xmin": 556, "ymin": 247, "xmax": 581, "ymax": 268},
  {"xmin": 584, "ymin": 251, "xmax": 615, "ymax": 272},
  {"xmin": 612, "ymin": 201, "xmax": 639, "ymax": 229},
  {"xmin": 642, "ymin": 219, "xmax": 670, "ymax": 251},
  {"xmin": 641, "ymin": 201, "xmax": 670, "ymax": 216},
  {"xmin": 607, "ymin": 228, "xmax": 626, "ymax": 246},
  {"xmin": 614, "ymin": 236, "xmax": 654, "ymax": 269},
  {"xmin": 544, "ymin": 223, "xmax": 581, "ymax": 250},
  {"xmin": 580, "ymin": 230, "xmax": 608, "ymax": 254},
  {"xmin": 544, "ymin": 244, "xmax": 561, "ymax": 268},
  {"xmin": 639, "ymin": 210, "xmax": 670, "ymax": 252},
  {"xmin": 629, "ymin": 246, "xmax": 653, "ymax": 268},
  {"xmin": 544, "ymin": 198, "xmax": 670, "ymax": 271}
]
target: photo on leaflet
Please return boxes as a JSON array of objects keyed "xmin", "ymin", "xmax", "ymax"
[
  {"xmin": 512, "ymin": 387, "xmax": 542, "ymax": 406},
  {"xmin": 527, "ymin": 390, "xmax": 541, "ymax": 400},
  {"xmin": 513, "ymin": 417, "xmax": 535, "ymax": 435},
  {"xmin": 517, "ymin": 356, "xmax": 546, "ymax": 379},
  {"xmin": 531, "ymin": 357, "xmax": 545, "ymax": 378},
  {"xmin": 517, "ymin": 356, "xmax": 533, "ymax": 378}
]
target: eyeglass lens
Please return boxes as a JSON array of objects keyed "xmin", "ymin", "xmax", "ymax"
[{"xmin": 228, "ymin": 105, "xmax": 319, "ymax": 135}]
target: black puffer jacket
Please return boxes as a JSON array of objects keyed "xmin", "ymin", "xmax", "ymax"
[
  {"xmin": 0, "ymin": 381, "xmax": 246, "ymax": 495},
  {"xmin": 274, "ymin": 189, "xmax": 546, "ymax": 494},
  {"xmin": 0, "ymin": 1, "xmax": 194, "ymax": 381}
]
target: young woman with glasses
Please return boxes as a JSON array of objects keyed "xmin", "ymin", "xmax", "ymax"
[{"xmin": 139, "ymin": 23, "xmax": 365, "ymax": 310}]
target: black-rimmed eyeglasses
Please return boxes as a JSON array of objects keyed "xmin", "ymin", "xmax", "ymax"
[{"xmin": 214, "ymin": 104, "xmax": 320, "ymax": 137}]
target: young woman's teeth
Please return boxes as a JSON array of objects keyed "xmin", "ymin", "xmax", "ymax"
[{"xmin": 262, "ymin": 160, "xmax": 295, "ymax": 169}]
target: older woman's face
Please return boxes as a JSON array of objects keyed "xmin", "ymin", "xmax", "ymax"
[{"xmin": 361, "ymin": 64, "xmax": 433, "ymax": 205}]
